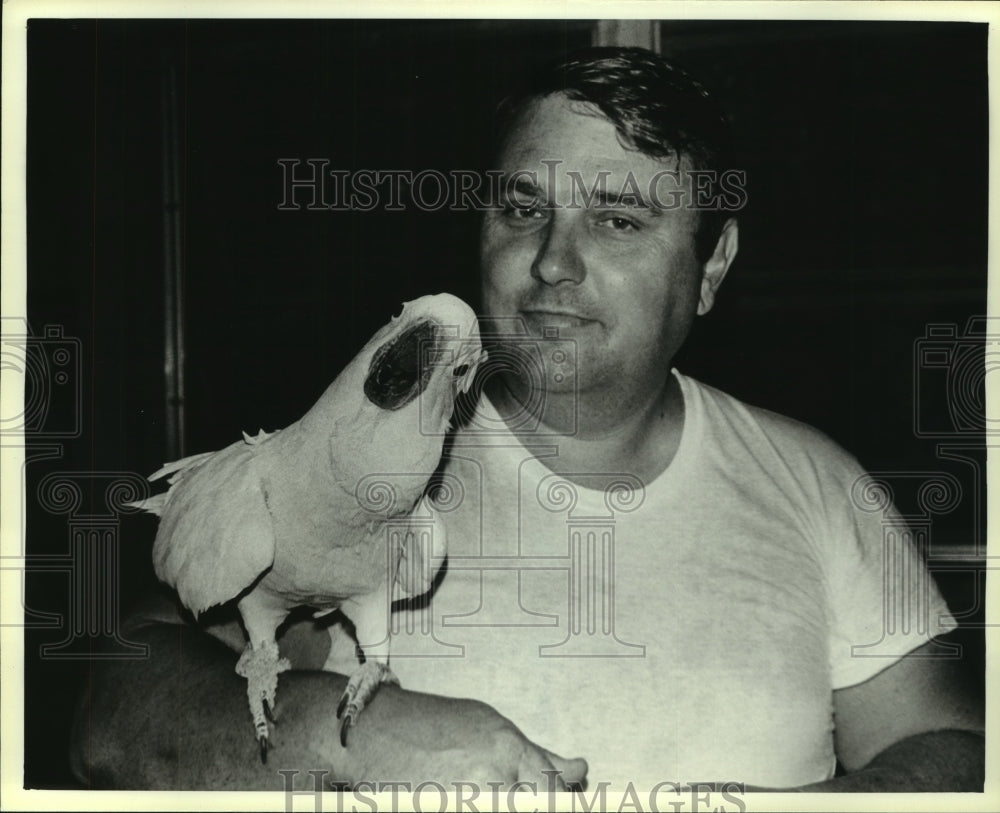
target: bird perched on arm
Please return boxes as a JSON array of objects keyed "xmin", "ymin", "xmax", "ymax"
[{"xmin": 130, "ymin": 293, "xmax": 485, "ymax": 761}]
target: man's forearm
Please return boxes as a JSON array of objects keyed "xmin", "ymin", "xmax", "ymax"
[
  {"xmin": 70, "ymin": 621, "xmax": 350, "ymax": 790},
  {"xmin": 793, "ymin": 729, "xmax": 985, "ymax": 792},
  {"xmin": 70, "ymin": 615, "xmax": 583, "ymax": 791}
]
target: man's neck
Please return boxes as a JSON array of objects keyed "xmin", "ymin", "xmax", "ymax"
[{"xmin": 485, "ymin": 373, "xmax": 686, "ymax": 486}]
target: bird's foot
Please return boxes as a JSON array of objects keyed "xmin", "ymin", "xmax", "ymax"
[
  {"xmin": 235, "ymin": 640, "xmax": 292, "ymax": 763},
  {"xmin": 336, "ymin": 661, "xmax": 399, "ymax": 747}
]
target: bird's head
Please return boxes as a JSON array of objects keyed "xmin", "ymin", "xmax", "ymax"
[
  {"xmin": 361, "ymin": 293, "xmax": 485, "ymax": 433},
  {"xmin": 303, "ymin": 293, "xmax": 485, "ymax": 457}
]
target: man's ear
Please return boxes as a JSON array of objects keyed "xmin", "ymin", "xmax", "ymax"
[{"xmin": 697, "ymin": 218, "xmax": 739, "ymax": 316}]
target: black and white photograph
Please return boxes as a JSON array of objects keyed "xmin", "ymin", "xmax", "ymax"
[{"xmin": 1, "ymin": 2, "xmax": 995, "ymax": 810}]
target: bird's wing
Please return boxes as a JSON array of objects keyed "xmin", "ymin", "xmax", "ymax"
[
  {"xmin": 394, "ymin": 492, "xmax": 448, "ymax": 598},
  {"xmin": 151, "ymin": 437, "xmax": 277, "ymax": 616}
]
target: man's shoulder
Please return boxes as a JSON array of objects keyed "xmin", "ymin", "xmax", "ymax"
[{"xmin": 680, "ymin": 372, "xmax": 861, "ymax": 474}]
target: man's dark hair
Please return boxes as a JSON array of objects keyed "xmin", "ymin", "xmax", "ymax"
[{"xmin": 494, "ymin": 46, "xmax": 737, "ymax": 263}]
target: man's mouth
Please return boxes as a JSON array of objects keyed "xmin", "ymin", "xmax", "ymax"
[{"xmin": 520, "ymin": 309, "xmax": 597, "ymax": 329}]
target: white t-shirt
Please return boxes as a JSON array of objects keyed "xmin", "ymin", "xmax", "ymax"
[{"xmin": 326, "ymin": 370, "xmax": 956, "ymax": 790}]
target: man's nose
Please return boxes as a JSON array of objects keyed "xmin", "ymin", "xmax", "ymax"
[{"xmin": 530, "ymin": 216, "xmax": 585, "ymax": 285}]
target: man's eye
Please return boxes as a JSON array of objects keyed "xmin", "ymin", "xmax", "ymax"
[
  {"xmin": 501, "ymin": 201, "xmax": 545, "ymax": 221},
  {"xmin": 597, "ymin": 214, "xmax": 640, "ymax": 232}
]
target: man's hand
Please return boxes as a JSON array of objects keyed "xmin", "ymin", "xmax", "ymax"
[{"xmin": 327, "ymin": 686, "xmax": 588, "ymax": 791}]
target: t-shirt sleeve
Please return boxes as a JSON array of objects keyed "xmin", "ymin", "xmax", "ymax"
[{"xmin": 823, "ymin": 469, "xmax": 958, "ymax": 690}]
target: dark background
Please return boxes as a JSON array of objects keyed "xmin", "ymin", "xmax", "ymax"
[{"xmin": 22, "ymin": 19, "xmax": 988, "ymax": 787}]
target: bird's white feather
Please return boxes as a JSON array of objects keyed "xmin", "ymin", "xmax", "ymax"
[{"xmin": 151, "ymin": 438, "xmax": 276, "ymax": 616}]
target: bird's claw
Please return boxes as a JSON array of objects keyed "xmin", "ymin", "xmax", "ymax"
[
  {"xmin": 337, "ymin": 686, "xmax": 358, "ymax": 745},
  {"xmin": 337, "ymin": 683, "xmax": 360, "ymax": 746},
  {"xmin": 236, "ymin": 642, "xmax": 290, "ymax": 762},
  {"xmin": 335, "ymin": 662, "xmax": 395, "ymax": 748},
  {"xmin": 339, "ymin": 708, "xmax": 357, "ymax": 748}
]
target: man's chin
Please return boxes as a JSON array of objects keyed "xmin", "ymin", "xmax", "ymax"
[{"xmin": 496, "ymin": 367, "xmax": 579, "ymax": 401}]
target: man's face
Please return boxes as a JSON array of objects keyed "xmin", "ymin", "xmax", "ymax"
[{"xmin": 480, "ymin": 93, "xmax": 721, "ymax": 397}]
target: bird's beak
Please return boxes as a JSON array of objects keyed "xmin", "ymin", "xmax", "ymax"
[{"xmin": 452, "ymin": 347, "xmax": 487, "ymax": 396}]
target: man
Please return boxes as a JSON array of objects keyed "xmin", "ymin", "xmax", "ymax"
[{"xmin": 70, "ymin": 47, "xmax": 983, "ymax": 792}]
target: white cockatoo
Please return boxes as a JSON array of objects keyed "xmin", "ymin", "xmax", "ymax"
[{"xmin": 131, "ymin": 294, "xmax": 485, "ymax": 760}]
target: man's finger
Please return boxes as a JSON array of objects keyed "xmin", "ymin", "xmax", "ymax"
[
  {"xmin": 516, "ymin": 746, "xmax": 566, "ymax": 790},
  {"xmin": 543, "ymin": 749, "xmax": 588, "ymax": 787}
]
